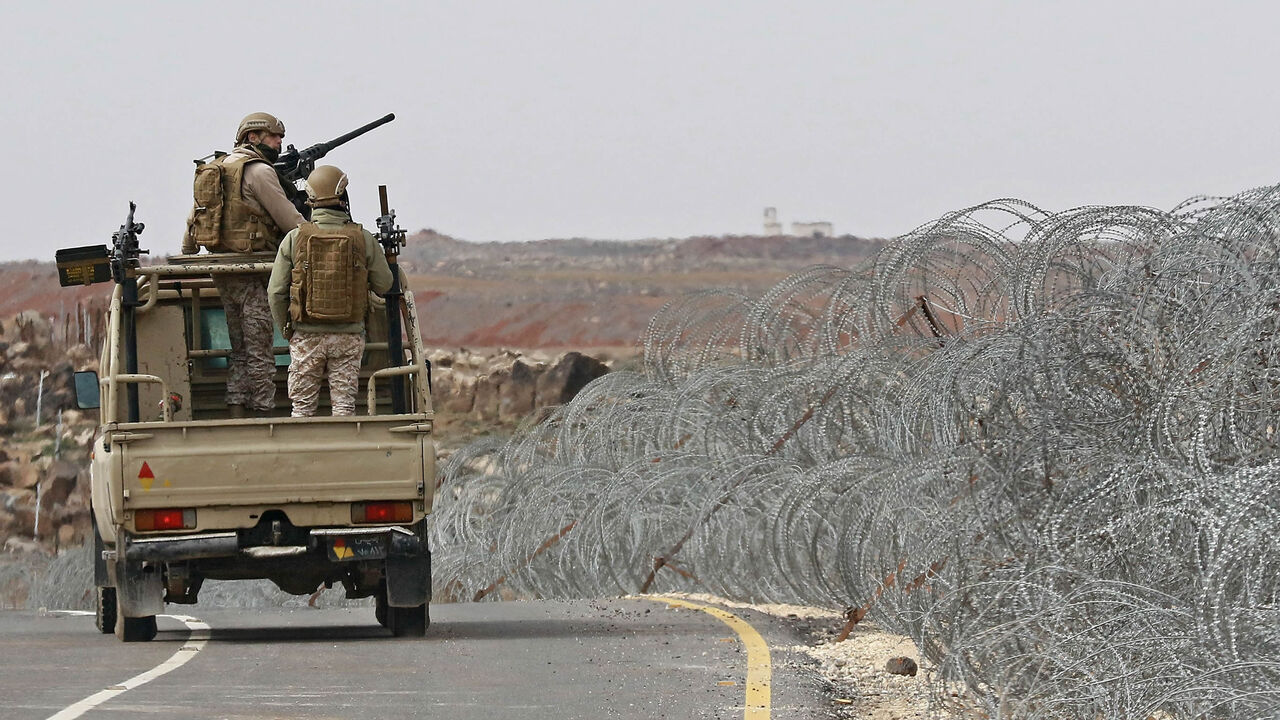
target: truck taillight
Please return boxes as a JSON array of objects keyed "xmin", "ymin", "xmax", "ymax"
[
  {"xmin": 135, "ymin": 508, "xmax": 196, "ymax": 531},
  {"xmin": 352, "ymin": 502, "xmax": 413, "ymax": 524}
]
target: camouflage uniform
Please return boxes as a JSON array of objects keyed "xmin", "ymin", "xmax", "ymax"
[
  {"xmin": 214, "ymin": 275, "xmax": 277, "ymax": 412},
  {"xmin": 185, "ymin": 141, "xmax": 303, "ymax": 413},
  {"xmin": 268, "ymin": 205, "xmax": 394, "ymax": 417},
  {"xmin": 287, "ymin": 331, "xmax": 365, "ymax": 416}
]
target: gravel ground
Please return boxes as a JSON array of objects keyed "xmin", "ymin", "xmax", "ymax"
[{"xmin": 672, "ymin": 593, "xmax": 980, "ymax": 719}]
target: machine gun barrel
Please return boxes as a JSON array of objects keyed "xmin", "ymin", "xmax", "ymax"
[
  {"xmin": 320, "ymin": 112, "xmax": 395, "ymax": 153},
  {"xmin": 274, "ymin": 113, "xmax": 396, "ymax": 181},
  {"xmin": 274, "ymin": 114, "xmax": 396, "ymax": 216}
]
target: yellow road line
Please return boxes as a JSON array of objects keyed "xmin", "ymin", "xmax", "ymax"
[{"xmin": 648, "ymin": 595, "xmax": 772, "ymax": 719}]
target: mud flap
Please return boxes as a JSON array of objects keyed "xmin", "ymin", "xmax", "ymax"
[
  {"xmin": 93, "ymin": 515, "xmax": 111, "ymax": 588},
  {"xmin": 115, "ymin": 559, "xmax": 164, "ymax": 618},
  {"xmin": 384, "ymin": 550, "xmax": 430, "ymax": 607}
]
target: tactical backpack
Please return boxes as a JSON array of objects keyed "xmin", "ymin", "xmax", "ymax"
[
  {"xmin": 289, "ymin": 222, "xmax": 369, "ymax": 324},
  {"xmin": 185, "ymin": 155, "xmax": 282, "ymax": 253}
]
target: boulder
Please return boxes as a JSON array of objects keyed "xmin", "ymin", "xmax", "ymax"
[
  {"xmin": 435, "ymin": 373, "xmax": 476, "ymax": 414},
  {"xmin": 7, "ymin": 503, "xmax": 34, "ymax": 539},
  {"xmin": 57, "ymin": 523, "xmax": 78, "ymax": 548},
  {"xmin": 1, "ymin": 462, "xmax": 39, "ymax": 490},
  {"xmin": 4, "ymin": 537, "xmax": 39, "ymax": 554},
  {"xmin": 45, "ymin": 362, "xmax": 77, "ymax": 413},
  {"xmin": 43, "ymin": 461, "xmax": 80, "ymax": 507},
  {"xmin": 498, "ymin": 360, "xmax": 538, "ymax": 421},
  {"xmin": 535, "ymin": 352, "xmax": 610, "ymax": 407},
  {"xmin": 65, "ymin": 343, "xmax": 97, "ymax": 369},
  {"xmin": 473, "ymin": 369, "xmax": 507, "ymax": 422},
  {"xmin": 885, "ymin": 656, "xmax": 918, "ymax": 677},
  {"xmin": 14, "ymin": 310, "xmax": 52, "ymax": 349},
  {"xmin": 484, "ymin": 350, "xmax": 521, "ymax": 374}
]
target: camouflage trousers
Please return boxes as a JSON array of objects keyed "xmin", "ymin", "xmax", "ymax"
[
  {"xmin": 288, "ymin": 331, "xmax": 365, "ymax": 417},
  {"xmin": 213, "ymin": 275, "xmax": 276, "ymax": 412}
]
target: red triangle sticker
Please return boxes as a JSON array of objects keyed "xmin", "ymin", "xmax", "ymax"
[{"xmin": 138, "ymin": 462, "xmax": 154, "ymax": 480}]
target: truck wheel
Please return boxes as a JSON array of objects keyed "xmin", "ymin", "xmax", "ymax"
[
  {"xmin": 387, "ymin": 603, "xmax": 428, "ymax": 637},
  {"xmin": 375, "ymin": 593, "xmax": 388, "ymax": 628},
  {"xmin": 95, "ymin": 587, "xmax": 117, "ymax": 634},
  {"xmin": 116, "ymin": 614, "xmax": 157, "ymax": 642}
]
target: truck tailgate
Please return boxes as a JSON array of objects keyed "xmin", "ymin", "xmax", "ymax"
[{"xmin": 112, "ymin": 417, "xmax": 431, "ymax": 508}]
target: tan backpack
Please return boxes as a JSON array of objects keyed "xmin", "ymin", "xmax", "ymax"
[
  {"xmin": 289, "ymin": 222, "xmax": 369, "ymax": 324},
  {"xmin": 185, "ymin": 155, "xmax": 281, "ymax": 253}
]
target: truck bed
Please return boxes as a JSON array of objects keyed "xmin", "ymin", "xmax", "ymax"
[{"xmin": 96, "ymin": 414, "xmax": 433, "ymax": 540}]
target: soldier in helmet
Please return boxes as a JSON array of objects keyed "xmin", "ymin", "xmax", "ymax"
[
  {"xmin": 184, "ymin": 112, "xmax": 305, "ymax": 418},
  {"xmin": 266, "ymin": 165, "xmax": 393, "ymax": 416}
]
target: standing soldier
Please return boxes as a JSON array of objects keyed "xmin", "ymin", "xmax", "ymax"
[
  {"xmin": 267, "ymin": 165, "xmax": 393, "ymax": 416},
  {"xmin": 184, "ymin": 112, "xmax": 305, "ymax": 417}
]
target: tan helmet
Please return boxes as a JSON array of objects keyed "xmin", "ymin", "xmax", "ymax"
[
  {"xmin": 236, "ymin": 112, "xmax": 286, "ymax": 143},
  {"xmin": 305, "ymin": 165, "xmax": 350, "ymax": 207}
]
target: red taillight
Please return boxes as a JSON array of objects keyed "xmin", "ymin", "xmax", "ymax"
[
  {"xmin": 135, "ymin": 508, "xmax": 195, "ymax": 531},
  {"xmin": 352, "ymin": 502, "xmax": 413, "ymax": 524}
]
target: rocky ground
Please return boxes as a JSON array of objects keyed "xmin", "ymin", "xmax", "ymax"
[
  {"xmin": 426, "ymin": 346, "xmax": 625, "ymax": 453},
  {"xmin": 671, "ymin": 593, "xmax": 980, "ymax": 719},
  {"xmin": 0, "ymin": 311, "xmax": 98, "ymax": 563}
]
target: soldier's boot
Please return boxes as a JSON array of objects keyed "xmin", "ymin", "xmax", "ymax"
[{"xmin": 228, "ymin": 404, "xmax": 246, "ymax": 419}]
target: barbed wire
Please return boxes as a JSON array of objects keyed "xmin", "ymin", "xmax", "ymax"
[{"xmin": 432, "ymin": 186, "xmax": 1280, "ymax": 718}]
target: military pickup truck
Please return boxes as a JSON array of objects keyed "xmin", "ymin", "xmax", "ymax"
[{"xmin": 61, "ymin": 231, "xmax": 435, "ymax": 641}]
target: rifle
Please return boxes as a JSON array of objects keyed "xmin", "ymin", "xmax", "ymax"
[
  {"xmin": 109, "ymin": 202, "xmax": 147, "ymax": 284},
  {"xmin": 376, "ymin": 185, "xmax": 408, "ymax": 413},
  {"xmin": 274, "ymin": 113, "xmax": 396, "ymax": 215}
]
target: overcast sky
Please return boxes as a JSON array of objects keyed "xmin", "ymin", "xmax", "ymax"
[{"xmin": 2, "ymin": 1, "xmax": 1278, "ymax": 262}]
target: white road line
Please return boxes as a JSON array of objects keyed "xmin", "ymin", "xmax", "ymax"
[{"xmin": 44, "ymin": 611, "xmax": 211, "ymax": 720}]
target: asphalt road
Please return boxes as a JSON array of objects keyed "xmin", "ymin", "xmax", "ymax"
[{"xmin": 0, "ymin": 598, "xmax": 830, "ymax": 719}]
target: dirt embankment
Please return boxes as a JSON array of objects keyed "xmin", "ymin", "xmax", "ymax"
[{"xmin": 12, "ymin": 231, "xmax": 881, "ymax": 350}]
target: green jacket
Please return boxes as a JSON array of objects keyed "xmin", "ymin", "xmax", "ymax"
[{"xmin": 267, "ymin": 207, "xmax": 394, "ymax": 335}]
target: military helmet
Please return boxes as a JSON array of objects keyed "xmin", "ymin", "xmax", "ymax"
[
  {"xmin": 236, "ymin": 112, "xmax": 286, "ymax": 143},
  {"xmin": 305, "ymin": 165, "xmax": 350, "ymax": 207}
]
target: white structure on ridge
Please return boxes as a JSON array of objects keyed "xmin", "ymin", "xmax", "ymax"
[
  {"xmin": 791, "ymin": 221, "xmax": 834, "ymax": 238},
  {"xmin": 763, "ymin": 207, "xmax": 833, "ymax": 238},
  {"xmin": 763, "ymin": 207, "xmax": 784, "ymax": 236}
]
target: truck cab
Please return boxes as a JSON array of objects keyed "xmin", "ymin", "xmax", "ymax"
[{"xmin": 76, "ymin": 252, "xmax": 434, "ymax": 640}]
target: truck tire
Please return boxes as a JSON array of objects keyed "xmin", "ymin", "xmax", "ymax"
[
  {"xmin": 375, "ymin": 593, "xmax": 388, "ymax": 628},
  {"xmin": 116, "ymin": 614, "xmax": 157, "ymax": 642},
  {"xmin": 95, "ymin": 587, "xmax": 117, "ymax": 634},
  {"xmin": 387, "ymin": 602, "xmax": 428, "ymax": 637}
]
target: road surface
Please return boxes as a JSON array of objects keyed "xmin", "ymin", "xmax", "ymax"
[{"xmin": 0, "ymin": 597, "xmax": 831, "ymax": 719}]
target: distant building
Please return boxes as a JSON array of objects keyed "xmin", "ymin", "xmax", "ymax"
[
  {"xmin": 763, "ymin": 207, "xmax": 833, "ymax": 237},
  {"xmin": 791, "ymin": 221, "xmax": 834, "ymax": 238},
  {"xmin": 763, "ymin": 207, "xmax": 783, "ymax": 236}
]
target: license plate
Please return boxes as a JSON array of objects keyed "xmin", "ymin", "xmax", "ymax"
[{"xmin": 327, "ymin": 535, "xmax": 387, "ymax": 561}]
